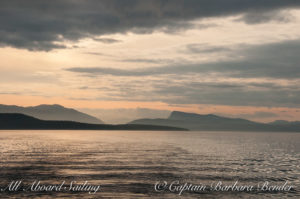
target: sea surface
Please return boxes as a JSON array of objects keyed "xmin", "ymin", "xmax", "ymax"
[{"xmin": 0, "ymin": 130, "xmax": 299, "ymax": 198}]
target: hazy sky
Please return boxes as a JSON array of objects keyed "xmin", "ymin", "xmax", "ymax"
[{"xmin": 1, "ymin": 0, "xmax": 300, "ymax": 123}]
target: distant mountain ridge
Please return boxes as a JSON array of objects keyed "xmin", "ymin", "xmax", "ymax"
[
  {"xmin": 269, "ymin": 120, "xmax": 300, "ymax": 125},
  {"xmin": 130, "ymin": 111, "xmax": 300, "ymax": 132},
  {"xmin": 0, "ymin": 113, "xmax": 187, "ymax": 131},
  {"xmin": 0, "ymin": 104, "xmax": 103, "ymax": 124}
]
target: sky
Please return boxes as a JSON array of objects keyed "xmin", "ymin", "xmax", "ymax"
[{"xmin": 1, "ymin": 0, "xmax": 300, "ymax": 123}]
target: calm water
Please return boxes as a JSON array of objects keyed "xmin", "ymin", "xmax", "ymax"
[{"xmin": 0, "ymin": 130, "xmax": 299, "ymax": 198}]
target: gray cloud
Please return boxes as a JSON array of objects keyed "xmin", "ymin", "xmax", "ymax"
[
  {"xmin": 185, "ymin": 44, "xmax": 233, "ymax": 54},
  {"xmin": 121, "ymin": 58, "xmax": 174, "ymax": 64},
  {"xmin": 93, "ymin": 37, "xmax": 121, "ymax": 44},
  {"xmin": 1, "ymin": 0, "xmax": 299, "ymax": 51},
  {"xmin": 84, "ymin": 52, "xmax": 116, "ymax": 58},
  {"xmin": 84, "ymin": 52, "xmax": 107, "ymax": 56},
  {"xmin": 67, "ymin": 67, "xmax": 144, "ymax": 76},
  {"xmin": 150, "ymin": 81, "xmax": 300, "ymax": 107},
  {"xmin": 237, "ymin": 10, "xmax": 293, "ymax": 24},
  {"xmin": 66, "ymin": 39, "xmax": 300, "ymax": 79},
  {"xmin": 76, "ymin": 77, "xmax": 300, "ymax": 107}
]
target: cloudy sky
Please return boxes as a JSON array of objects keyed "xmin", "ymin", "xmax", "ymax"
[{"xmin": 1, "ymin": 0, "xmax": 300, "ymax": 123}]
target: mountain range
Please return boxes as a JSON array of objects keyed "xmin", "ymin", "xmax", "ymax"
[
  {"xmin": 0, "ymin": 113, "xmax": 186, "ymax": 131},
  {"xmin": 129, "ymin": 111, "xmax": 300, "ymax": 132},
  {"xmin": 0, "ymin": 104, "xmax": 299, "ymax": 132},
  {"xmin": 0, "ymin": 104, "xmax": 103, "ymax": 124}
]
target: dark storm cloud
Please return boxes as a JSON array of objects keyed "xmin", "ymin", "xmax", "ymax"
[
  {"xmin": 1, "ymin": 0, "xmax": 300, "ymax": 51},
  {"xmin": 66, "ymin": 39, "xmax": 300, "ymax": 79}
]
